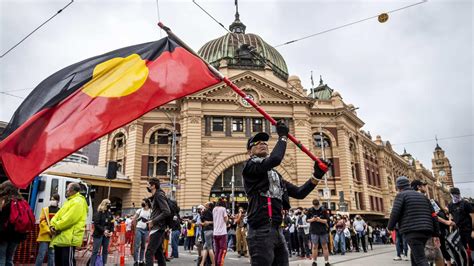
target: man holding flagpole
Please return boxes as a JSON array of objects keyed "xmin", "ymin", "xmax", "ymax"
[{"xmin": 242, "ymin": 120, "xmax": 329, "ymax": 266}]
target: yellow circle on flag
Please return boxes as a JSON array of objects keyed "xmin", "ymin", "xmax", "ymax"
[{"xmin": 82, "ymin": 54, "xmax": 149, "ymax": 98}]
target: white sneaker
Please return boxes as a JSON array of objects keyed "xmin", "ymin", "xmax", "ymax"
[
  {"xmin": 393, "ymin": 256, "xmax": 402, "ymax": 261},
  {"xmin": 402, "ymin": 255, "xmax": 409, "ymax": 261}
]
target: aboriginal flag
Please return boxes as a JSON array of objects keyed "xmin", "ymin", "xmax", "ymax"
[{"xmin": 0, "ymin": 37, "xmax": 221, "ymax": 188}]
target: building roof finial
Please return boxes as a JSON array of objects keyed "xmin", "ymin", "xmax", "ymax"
[
  {"xmin": 311, "ymin": 71, "xmax": 315, "ymax": 88},
  {"xmin": 229, "ymin": 0, "xmax": 246, "ymax": 33},
  {"xmin": 435, "ymin": 135, "xmax": 442, "ymax": 150},
  {"xmin": 319, "ymin": 75, "xmax": 323, "ymax": 86}
]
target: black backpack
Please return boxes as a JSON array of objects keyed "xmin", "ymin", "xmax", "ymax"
[{"xmin": 165, "ymin": 197, "xmax": 180, "ymax": 227}]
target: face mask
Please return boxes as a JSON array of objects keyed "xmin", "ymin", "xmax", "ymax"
[
  {"xmin": 147, "ymin": 187, "xmax": 152, "ymax": 193},
  {"xmin": 50, "ymin": 200, "xmax": 58, "ymax": 207},
  {"xmin": 451, "ymin": 194, "xmax": 461, "ymax": 204},
  {"xmin": 141, "ymin": 203, "xmax": 146, "ymax": 208}
]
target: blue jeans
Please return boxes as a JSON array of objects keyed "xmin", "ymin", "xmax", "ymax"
[
  {"xmin": 91, "ymin": 236, "xmax": 110, "ymax": 266},
  {"xmin": 35, "ymin": 241, "xmax": 54, "ymax": 266},
  {"xmin": 334, "ymin": 231, "xmax": 346, "ymax": 254},
  {"xmin": 0, "ymin": 241, "xmax": 19, "ymax": 266},
  {"xmin": 396, "ymin": 231, "xmax": 408, "ymax": 257},
  {"xmin": 171, "ymin": 230, "xmax": 180, "ymax": 258},
  {"xmin": 134, "ymin": 228, "xmax": 149, "ymax": 262}
]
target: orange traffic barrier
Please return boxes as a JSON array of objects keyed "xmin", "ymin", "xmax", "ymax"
[{"xmin": 119, "ymin": 222, "xmax": 126, "ymax": 266}]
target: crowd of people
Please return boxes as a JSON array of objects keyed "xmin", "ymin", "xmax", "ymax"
[{"xmin": 1, "ymin": 121, "xmax": 473, "ymax": 266}]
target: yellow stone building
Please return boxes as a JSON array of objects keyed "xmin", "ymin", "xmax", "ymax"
[{"xmin": 97, "ymin": 16, "xmax": 452, "ymax": 219}]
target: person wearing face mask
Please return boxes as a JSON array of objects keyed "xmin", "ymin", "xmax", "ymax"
[
  {"xmin": 35, "ymin": 193, "xmax": 61, "ymax": 266},
  {"xmin": 133, "ymin": 198, "xmax": 151, "ymax": 266},
  {"xmin": 90, "ymin": 199, "xmax": 114, "ymax": 266},
  {"xmin": 448, "ymin": 187, "xmax": 474, "ymax": 264},
  {"xmin": 144, "ymin": 177, "xmax": 171, "ymax": 266},
  {"xmin": 49, "ymin": 182, "xmax": 88, "ymax": 266}
]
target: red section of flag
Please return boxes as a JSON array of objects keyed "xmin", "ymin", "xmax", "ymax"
[{"xmin": 0, "ymin": 47, "xmax": 220, "ymax": 188}]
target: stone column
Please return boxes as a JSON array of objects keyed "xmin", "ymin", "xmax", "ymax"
[
  {"xmin": 337, "ymin": 126, "xmax": 356, "ymax": 211},
  {"xmin": 124, "ymin": 120, "xmax": 144, "ymax": 209},
  {"xmin": 292, "ymin": 106, "xmax": 312, "ymax": 207},
  {"xmin": 377, "ymin": 150, "xmax": 391, "ymax": 217},
  {"xmin": 178, "ymin": 100, "xmax": 203, "ymax": 210},
  {"xmin": 356, "ymin": 138, "xmax": 369, "ymax": 210},
  {"xmin": 98, "ymin": 135, "xmax": 109, "ymax": 167}
]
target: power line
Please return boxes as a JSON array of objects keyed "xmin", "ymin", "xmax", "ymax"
[
  {"xmin": 0, "ymin": 92, "xmax": 25, "ymax": 99},
  {"xmin": 192, "ymin": 0, "xmax": 227, "ymax": 32},
  {"xmin": 274, "ymin": 0, "xmax": 428, "ymax": 47},
  {"xmin": 0, "ymin": 88, "xmax": 33, "ymax": 93},
  {"xmin": 392, "ymin": 134, "xmax": 474, "ymax": 146},
  {"xmin": 0, "ymin": 0, "xmax": 74, "ymax": 59},
  {"xmin": 156, "ymin": 0, "xmax": 162, "ymax": 38}
]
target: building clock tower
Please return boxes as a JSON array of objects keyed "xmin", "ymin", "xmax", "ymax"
[{"xmin": 431, "ymin": 143, "xmax": 454, "ymax": 187}]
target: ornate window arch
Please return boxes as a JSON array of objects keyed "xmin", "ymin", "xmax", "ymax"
[
  {"xmin": 144, "ymin": 124, "xmax": 175, "ymax": 144},
  {"xmin": 109, "ymin": 130, "xmax": 127, "ymax": 173}
]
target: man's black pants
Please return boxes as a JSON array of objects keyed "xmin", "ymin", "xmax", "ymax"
[
  {"xmin": 405, "ymin": 234, "xmax": 429, "ymax": 266},
  {"xmin": 54, "ymin": 246, "xmax": 76, "ymax": 266},
  {"xmin": 145, "ymin": 229, "xmax": 166, "ymax": 266},
  {"xmin": 247, "ymin": 224, "xmax": 289, "ymax": 266},
  {"xmin": 297, "ymin": 230, "xmax": 309, "ymax": 257}
]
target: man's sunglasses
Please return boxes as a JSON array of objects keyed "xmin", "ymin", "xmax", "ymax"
[{"xmin": 249, "ymin": 141, "xmax": 268, "ymax": 148}]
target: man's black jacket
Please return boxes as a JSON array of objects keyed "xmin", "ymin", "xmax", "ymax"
[
  {"xmin": 387, "ymin": 188, "xmax": 439, "ymax": 236},
  {"xmin": 149, "ymin": 189, "xmax": 171, "ymax": 230},
  {"xmin": 243, "ymin": 138, "xmax": 317, "ymax": 229}
]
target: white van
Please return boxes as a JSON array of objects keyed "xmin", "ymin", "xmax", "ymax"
[{"xmin": 32, "ymin": 174, "xmax": 93, "ymax": 224}]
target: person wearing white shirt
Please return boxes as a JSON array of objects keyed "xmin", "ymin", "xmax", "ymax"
[{"xmin": 132, "ymin": 199, "xmax": 151, "ymax": 266}]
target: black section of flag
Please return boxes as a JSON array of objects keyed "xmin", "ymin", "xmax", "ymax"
[{"xmin": 1, "ymin": 38, "xmax": 178, "ymax": 140}]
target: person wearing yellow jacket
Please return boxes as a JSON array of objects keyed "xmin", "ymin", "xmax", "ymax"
[
  {"xmin": 50, "ymin": 183, "xmax": 88, "ymax": 266},
  {"xmin": 35, "ymin": 194, "xmax": 60, "ymax": 266}
]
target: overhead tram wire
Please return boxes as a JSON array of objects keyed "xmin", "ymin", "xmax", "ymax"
[
  {"xmin": 0, "ymin": 88, "xmax": 33, "ymax": 93},
  {"xmin": 274, "ymin": 0, "xmax": 428, "ymax": 48},
  {"xmin": 392, "ymin": 134, "xmax": 474, "ymax": 146},
  {"xmin": 0, "ymin": 0, "xmax": 74, "ymax": 59},
  {"xmin": 0, "ymin": 92, "xmax": 25, "ymax": 99},
  {"xmin": 156, "ymin": 0, "xmax": 163, "ymax": 38}
]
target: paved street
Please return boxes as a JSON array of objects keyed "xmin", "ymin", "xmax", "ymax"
[{"xmin": 71, "ymin": 244, "xmax": 410, "ymax": 266}]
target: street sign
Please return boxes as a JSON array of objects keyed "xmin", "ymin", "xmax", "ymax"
[{"xmin": 323, "ymin": 188, "xmax": 330, "ymax": 199}]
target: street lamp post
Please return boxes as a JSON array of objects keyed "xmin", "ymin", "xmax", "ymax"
[
  {"xmin": 168, "ymin": 116, "xmax": 180, "ymax": 201},
  {"xmin": 231, "ymin": 166, "xmax": 235, "ymax": 215}
]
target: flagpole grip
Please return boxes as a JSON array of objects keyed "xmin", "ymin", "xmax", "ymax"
[{"xmin": 158, "ymin": 22, "xmax": 327, "ymax": 172}]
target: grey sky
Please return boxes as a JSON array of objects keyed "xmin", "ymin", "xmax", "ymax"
[{"xmin": 1, "ymin": 0, "xmax": 472, "ymax": 195}]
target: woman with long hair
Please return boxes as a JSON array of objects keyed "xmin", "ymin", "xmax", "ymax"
[
  {"xmin": 90, "ymin": 199, "xmax": 114, "ymax": 266},
  {"xmin": 0, "ymin": 180, "xmax": 29, "ymax": 266},
  {"xmin": 133, "ymin": 198, "xmax": 151, "ymax": 266}
]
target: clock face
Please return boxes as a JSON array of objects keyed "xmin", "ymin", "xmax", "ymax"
[
  {"xmin": 438, "ymin": 170, "xmax": 446, "ymax": 177},
  {"xmin": 241, "ymin": 94, "xmax": 255, "ymax": 107}
]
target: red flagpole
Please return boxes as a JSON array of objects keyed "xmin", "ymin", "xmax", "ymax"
[{"xmin": 158, "ymin": 22, "xmax": 328, "ymax": 172}]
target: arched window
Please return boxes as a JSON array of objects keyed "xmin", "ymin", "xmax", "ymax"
[
  {"xmin": 313, "ymin": 133, "xmax": 331, "ymax": 148},
  {"xmin": 113, "ymin": 133, "xmax": 126, "ymax": 148},
  {"xmin": 150, "ymin": 129, "xmax": 170, "ymax": 145},
  {"xmin": 211, "ymin": 162, "xmax": 245, "ymax": 192},
  {"xmin": 147, "ymin": 156, "xmax": 168, "ymax": 177}
]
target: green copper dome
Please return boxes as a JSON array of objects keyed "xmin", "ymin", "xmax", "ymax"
[{"xmin": 198, "ymin": 15, "xmax": 289, "ymax": 81}]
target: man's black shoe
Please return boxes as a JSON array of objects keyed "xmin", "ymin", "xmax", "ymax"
[{"xmin": 312, "ymin": 262, "xmax": 317, "ymax": 266}]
